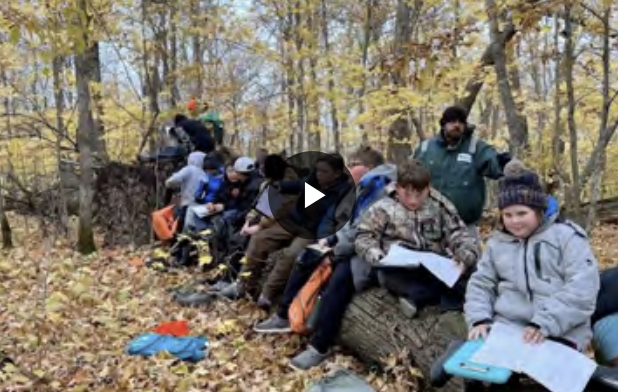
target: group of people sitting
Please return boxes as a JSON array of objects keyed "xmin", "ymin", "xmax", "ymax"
[{"xmin": 159, "ymin": 105, "xmax": 618, "ymax": 386}]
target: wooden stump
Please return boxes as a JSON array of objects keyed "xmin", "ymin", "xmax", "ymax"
[{"xmin": 339, "ymin": 288, "xmax": 467, "ymax": 392}]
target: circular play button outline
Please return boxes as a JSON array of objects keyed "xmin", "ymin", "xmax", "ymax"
[{"xmin": 266, "ymin": 151, "xmax": 357, "ymax": 240}]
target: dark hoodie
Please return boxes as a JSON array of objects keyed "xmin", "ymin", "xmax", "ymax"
[
  {"xmin": 413, "ymin": 124, "xmax": 503, "ymax": 225},
  {"xmin": 213, "ymin": 172, "xmax": 263, "ymax": 227},
  {"xmin": 174, "ymin": 115, "xmax": 216, "ymax": 154},
  {"xmin": 278, "ymin": 171, "xmax": 353, "ymax": 238}
]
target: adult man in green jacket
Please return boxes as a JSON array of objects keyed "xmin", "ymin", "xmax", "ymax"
[{"xmin": 412, "ymin": 106, "xmax": 511, "ymax": 239}]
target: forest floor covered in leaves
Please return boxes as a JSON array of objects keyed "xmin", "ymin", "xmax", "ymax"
[{"xmin": 0, "ymin": 218, "xmax": 617, "ymax": 392}]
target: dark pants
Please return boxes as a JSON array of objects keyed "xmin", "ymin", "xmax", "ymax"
[
  {"xmin": 277, "ymin": 256, "xmax": 356, "ymax": 354},
  {"xmin": 378, "ymin": 266, "xmax": 470, "ymax": 311},
  {"xmin": 174, "ymin": 205, "xmax": 188, "ymax": 235}
]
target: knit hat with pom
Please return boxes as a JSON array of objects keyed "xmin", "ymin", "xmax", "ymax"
[{"xmin": 498, "ymin": 159, "xmax": 547, "ymax": 211}]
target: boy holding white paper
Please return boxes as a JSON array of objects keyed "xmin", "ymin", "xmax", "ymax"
[{"xmin": 355, "ymin": 159, "xmax": 480, "ymax": 318}]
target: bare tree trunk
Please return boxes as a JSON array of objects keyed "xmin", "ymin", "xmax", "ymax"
[
  {"xmin": 281, "ymin": 5, "xmax": 296, "ymax": 154},
  {"xmin": 141, "ymin": 0, "xmax": 161, "ymax": 154},
  {"xmin": 528, "ymin": 31, "xmax": 546, "ymax": 135},
  {"xmin": 306, "ymin": 3, "xmax": 321, "ymax": 151},
  {"xmin": 0, "ymin": 74, "xmax": 12, "ymax": 248},
  {"xmin": 551, "ymin": 15, "xmax": 566, "ymax": 199},
  {"xmin": 486, "ymin": 0, "xmax": 528, "ymax": 154},
  {"xmin": 457, "ymin": 26, "xmax": 511, "ymax": 113},
  {"xmin": 158, "ymin": 9, "xmax": 171, "ymax": 110},
  {"xmin": 293, "ymin": 3, "xmax": 306, "ymax": 152},
  {"xmin": 0, "ymin": 179, "xmax": 11, "ymax": 249},
  {"xmin": 192, "ymin": 0, "xmax": 204, "ymax": 97},
  {"xmin": 457, "ymin": 0, "xmax": 545, "ymax": 113},
  {"xmin": 74, "ymin": 1, "xmax": 98, "ymax": 254},
  {"xmin": 586, "ymin": 152, "xmax": 605, "ymax": 231},
  {"xmin": 31, "ymin": 52, "xmax": 40, "ymax": 112},
  {"xmin": 169, "ymin": 0, "xmax": 180, "ymax": 107},
  {"xmin": 580, "ymin": 4, "xmax": 617, "ymax": 227},
  {"xmin": 90, "ymin": 42, "xmax": 108, "ymax": 162},
  {"xmin": 386, "ymin": 0, "xmax": 423, "ymax": 163},
  {"xmin": 357, "ymin": 0, "xmax": 377, "ymax": 143},
  {"xmin": 564, "ymin": 4, "xmax": 581, "ymax": 221},
  {"xmin": 320, "ymin": 0, "xmax": 340, "ymax": 151},
  {"xmin": 490, "ymin": 103, "xmax": 500, "ymax": 139},
  {"xmin": 52, "ymin": 54, "xmax": 69, "ymax": 233}
]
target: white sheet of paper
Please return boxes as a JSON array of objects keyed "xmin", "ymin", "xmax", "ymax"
[
  {"xmin": 306, "ymin": 243, "xmax": 332, "ymax": 255},
  {"xmin": 471, "ymin": 322, "xmax": 530, "ymax": 372},
  {"xmin": 378, "ymin": 244, "xmax": 462, "ymax": 287},
  {"xmin": 255, "ymin": 186, "xmax": 274, "ymax": 219},
  {"xmin": 472, "ymin": 322, "xmax": 596, "ymax": 392},
  {"xmin": 190, "ymin": 204, "xmax": 217, "ymax": 218},
  {"xmin": 418, "ymin": 252, "xmax": 463, "ymax": 288},
  {"xmin": 524, "ymin": 338, "xmax": 596, "ymax": 392},
  {"xmin": 377, "ymin": 244, "xmax": 421, "ymax": 268}
]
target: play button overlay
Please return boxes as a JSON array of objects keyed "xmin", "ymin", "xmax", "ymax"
[
  {"xmin": 266, "ymin": 151, "xmax": 357, "ymax": 240},
  {"xmin": 304, "ymin": 182, "xmax": 325, "ymax": 208}
]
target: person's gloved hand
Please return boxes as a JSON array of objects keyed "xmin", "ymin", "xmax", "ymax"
[{"xmin": 497, "ymin": 152, "xmax": 512, "ymax": 170}]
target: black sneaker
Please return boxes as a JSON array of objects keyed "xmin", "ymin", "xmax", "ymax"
[{"xmin": 253, "ymin": 314, "xmax": 291, "ymax": 334}]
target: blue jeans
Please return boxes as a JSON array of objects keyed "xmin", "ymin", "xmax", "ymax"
[{"xmin": 594, "ymin": 313, "xmax": 618, "ymax": 364}]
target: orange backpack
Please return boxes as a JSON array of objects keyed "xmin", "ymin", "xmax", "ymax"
[
  {"xmin": 288, "ymin": 255, "xmax": 333, "ymax": 334},
  {"xmin": 151, "ymin": 205, "xmax": 179, "ymax": 241}
]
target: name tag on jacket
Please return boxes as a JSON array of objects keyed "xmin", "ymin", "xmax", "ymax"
[{"xmin": 457, "ymin": 153, "xmax": 472, "ymax": 163}]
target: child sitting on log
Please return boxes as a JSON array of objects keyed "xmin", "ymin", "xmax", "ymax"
[
  {"xmin": 253, "ymin": 159, "xmax": 479, "ymax": 371},
  {"xmin": 465, "ymin": 160, "xmax": 600, "ymax": 350},
  {"xmin": 165, "ymin": 151, "xmax": 206, "ymax": 231}
]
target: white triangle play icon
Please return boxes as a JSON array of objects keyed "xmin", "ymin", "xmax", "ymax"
[{"xmin": 305, "ymin": 182, "xmax": 325, "ymax": 208}]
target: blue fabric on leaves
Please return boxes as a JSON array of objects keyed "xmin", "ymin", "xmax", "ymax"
[{"xmin": 126, "ymin": 332, "xmax": 209, "ymax": 362}]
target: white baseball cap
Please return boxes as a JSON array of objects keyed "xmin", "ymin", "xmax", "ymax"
[{"xmin": 233, "ymin": 157, "xmax": 256, "ymax": 173}]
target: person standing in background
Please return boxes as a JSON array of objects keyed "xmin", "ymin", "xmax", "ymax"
[{"xmin": 413, "ymin": 106, "xmax": 511, "ymax": 240}]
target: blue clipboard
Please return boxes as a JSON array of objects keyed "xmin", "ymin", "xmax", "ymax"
[{"xmin": 443, "ymin": 340, "xmax": 513, "ymax": 384}]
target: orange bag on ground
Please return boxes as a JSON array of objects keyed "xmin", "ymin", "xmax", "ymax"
[
  {"xmin": 288, "ymin": 256, "xmax": 333, "ymax": 335},
  {"xmin": 152, "ymin": 320, "xmax": 189, "ymax": 337},
  {"xmin": 151, "ymin": 205, "xmax": 178, "ymax": 241}
]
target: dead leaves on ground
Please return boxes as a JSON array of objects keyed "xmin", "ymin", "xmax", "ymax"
[
  {"xmin": 591, "ymin": 224, "xmax": 618, "ymax": 268},
  {"xmin": 0, "ymin": 245, "xmax": 415, "ymax": 391},
  {"xmin": 5, "ymin": 223, "xmax": 616, "ymax": 391}
]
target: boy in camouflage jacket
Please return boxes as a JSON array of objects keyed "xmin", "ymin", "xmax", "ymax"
[{"xmin": 355, "ymin": 159, "xmax": 480, "ymax": 316}]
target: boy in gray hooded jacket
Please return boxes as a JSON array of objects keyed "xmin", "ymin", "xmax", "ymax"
[
  {"xmin": 165, "ymin": 151, "xmax": 207, "ymax": 230},
  {"xmin": 465, "ymin": 160, "xmax": 600, "ymax": 350}
]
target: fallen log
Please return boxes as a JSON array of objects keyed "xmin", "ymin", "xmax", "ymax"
[{"xmin": 339, "ymin": 288, "xmax": 467, "ymax": 392}]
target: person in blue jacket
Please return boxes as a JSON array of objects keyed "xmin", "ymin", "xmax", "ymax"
[{"xmin": 184, "ymin": 157, "xmax": 225, "ymax": 232}]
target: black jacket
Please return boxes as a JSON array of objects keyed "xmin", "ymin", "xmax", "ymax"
[
  {"xmin": 213, "ymin": 173, "xmax": 263, "ymax": 227},
  {"xmin": 177, "ymin": 118, "xmax": 215, "ymax": 153}
]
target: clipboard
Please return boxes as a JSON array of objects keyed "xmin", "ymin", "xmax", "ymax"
[{"xmin": 443, "ymin": 339, "xmax": 512, "ymax": 384}]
